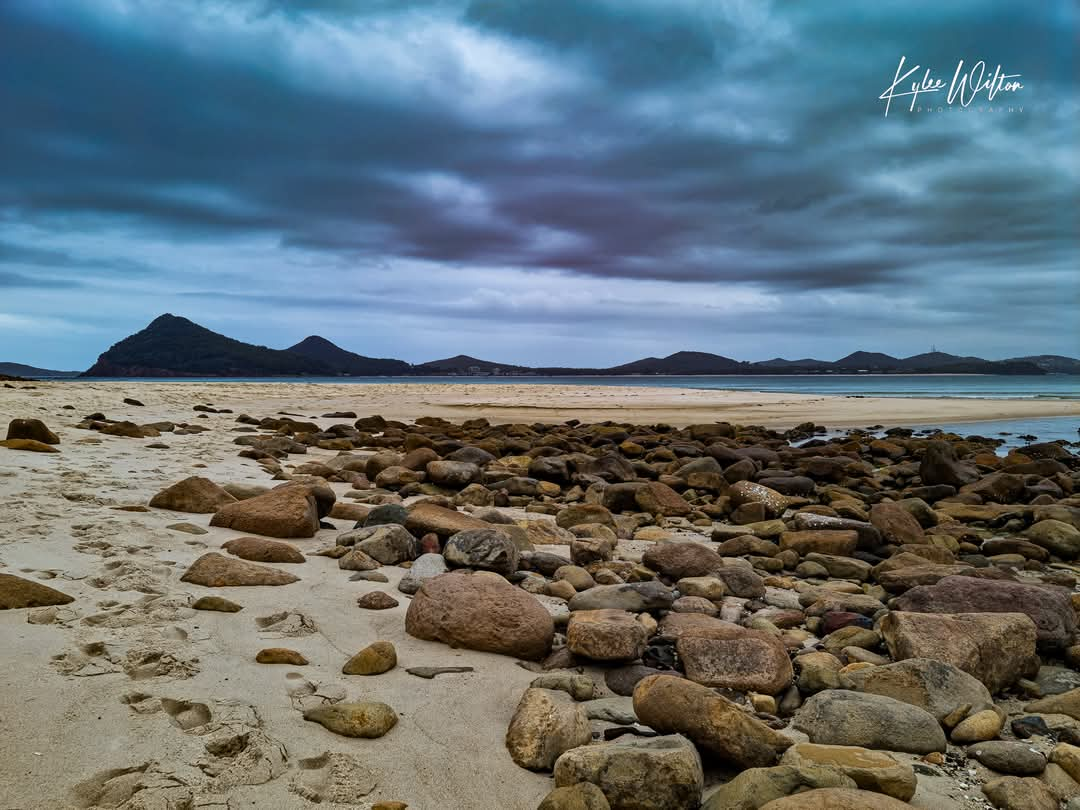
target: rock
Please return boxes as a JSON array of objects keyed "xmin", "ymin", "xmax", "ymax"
[
  {"xmin": 405, "ymin": 571, "xmax": 554, "ymax": 660},
  {"xmin": 339, "ymin": 524, "xmax": 419, "ymax": 565},
  {"xmin": 505, "ymin": 688, "xmax": 591, "ymax": 771},
  {"xmin": 781, "ymin": 743, "xmax": 916, "ymax": 801},
  {"xmin": 222, "ymin": 537, "xmax": 305, "ymax": 564},
  {"xmin": 1028, "ymin": 688, "xmax": 1080, "ymax": 720},
  {"xmin": 759, "ymin": 788, "xmax": 918, "ymax": 809},
  {"xmin": 968, "ymin": 741, "xmax": 1046, "ymax": 776},
  {"xmin": 633, "ymin": 675, "xmax": 793, "ymax": 768},
  {"xmin": 566, "ymin": 609, "xmax": 647, "ymax": 661},
  {"xmin": 880, "ymin": 611, "xmax": 1038, "ymax": 693},
  {"xmin": 570, "ymin": 534, "xmax": 615, "ymax": 566},
  {"xmin": 553, "ymin": 735, "xmax": 704, "ymax": 810},
  {"xmin": 209, "ymin": 485, "xmax": 321, "ymax": 538},
  {"xmin": 701, "ymin": 764, "xmax": 856, "ymax": 810},
  {"xmin": 982, "ymin": 776, "xmax": 1059, "ymax": 810},
  {"xmin": 556, "ymin": 504, "xmax": 616, "ymax": 531},
  {"xmin": 149, "ymin": 476, "xmax": 237, "ymax": 513},
  {"xmin": 303, "ymin": 702, "xmax": 398, "ymax": 738},
  {"xmin": 405, "ymin": 501, "xmax": 492, "ymax": 538},
  {"xmin": 729, "ymin": 481, "xmax": 788, "ymax": 518},
  {"xmin": 642, "ymin": 541, "xmax": 722, "ymax": 579},
  {"xmin": 531, "ymin": 673, "xmax": 596, "ymax": 702},
  {"xmin": 713, "ymin": 565, "xmax": 766, "ymax": 599},
  {"xmin": 538, "ymin": 783, "xmax": 611, "ymax": 810},
  {"xmin": 838, "ymin": 658, "xmax": 993, "ymax": 722},
  {"xmin": 0, "ymin": 573, "xmax": 74, "ymax": 609},
  {"xmin": 677, "ymin": 632, "xmax": 793, "ymax": 694},
  {"xmin": 426, "ymin": 460, "xmax": 481, "ymax": 488},
  {"xmin": 951, "ymin": 709, "xmax": 1004, "ymax": 743},
  {"xmin": 179, "ymin": 553, "xmax": 300, "ymax": 587},
  {"xmin": 893, "ymin": 576, "xmax": 1075, "ymax": 648},
  {"xmin": 444, "ymin": 529, "xmax": 520, "ymax": 576},
  {"xmin": 338, "ymin": 548, "xmax": 382, "ymax": 571},
  {"xmin": 605, "ymin": 664, "xmax": 674, "ymax": 697},
  {"xmin": 191, "ymin": 595, "xmax": 243, "ymax": 612},
  {"xmin": 6, "ymin": 417, "xmax": 59, "ymax": 444},
  {"xmin": 792, "ymin": 690, "xmax": 946, "ymax": 754},
  {"xmin": 1025, "ymin": 520, "xmax": 1080, "ymax": 560},
  {"xmin": 583, "ymin": 697, "xmax": 637, "ymax": 725},
  {"xmin": 405, "ymin": 666, "xmax": 474, "ymax": 679},
  {"xmin": 256, "ymin": 648, "xmax": 308, "ymax": 665},
  {"xmin": 1050, "ymin": 743, "xmax": 1080, "ymax": 783},
  {"xmin": 780, "ymin": 530, "xmax": 858, "ymax": 557},
  {"xmin": 635, "ymin": 482, "xmax": 693, "ymax": 517},
  {"xmin": 166, "ymin": 522, "xmax": 208, "ymax": 535},
  {"xmin": 920, "ymin": 441, "xmax": 979, "ymax": 487},
  {"xmin": 364, "ymin": 503, "xmax": 409, "ymax": 527},
  {"xmin": 397, "ymin": 553, "xmax": 449, "ymax": 595},
  {"xmin": 567, "ymin": 582, "xmax": 674, "ymax": 613},
  {"xmin": 869, "ymin": 502, "xmax": 925, "ymax": 545},
  {"xmin": 342, "ymin": 641, "xmax": 397, "ymax": 675},
  {"xmin": 357, "ymin": 592, "xmax": 399, "ymax": 610},
  {"xmin": 0, "ymin": 438, "xmax": 59, "ymax": 452},
  {"xmin": 101, "ymin": 420, "xmax": 156, "ymax": 438}
]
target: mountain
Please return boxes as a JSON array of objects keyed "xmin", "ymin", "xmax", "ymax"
[
  {"xmin": 1007, "ymin": 355, "xmax": 1080, "ymax": 374},
  {"xmin": 0, "ymin": 362, "xmax": 79, "ymax": 378},
  {"xmin": 831, "ymin": 351, "xmax": 902, "ymax": 371},
  {"xmin": 894, "ymin": 352, "xmax": 980, "ymax": 370},
  {"xmin": 753, "ymin": 357, "xmax": 832, "ymax": 370},
  {"xmin": 82, "ymin": 314, "xmax": 333, "ymax": 377},
  {"xmin": 287, "ymin": 336, "xmax": 412, "ymax": 376},
  {"xmin": 416, "ymin": 355, "xmax": 528, "ymax": 375},
  {"xmin": 606, "ymin": 351, "xmax": 745, "ymax": 375}
]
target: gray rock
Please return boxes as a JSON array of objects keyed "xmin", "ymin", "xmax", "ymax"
[
  {"xmin": 967, "ymin": 741, "xmax": 1046, "ymax": 776},
  {"xmin": 443, "ymin": 528, "xmax": 520, "ymax": 576},
  {"xmin": 793, "ymin": 691, "xmax": 946, "ymax": 754},
  {"xmin": 567, "ymin": 582, "xmax": 674, "ymax": 613},
  {"xmin": 582, "ymin": 697, "xmax": 638, "ymax": 725},
  {"xmin": 338, "ymin": 524, "xmax": 418, "ymax": 565},
  {"xmin": 838, "ymin": 658, "xmax": 994, "ymax": 722},
  {"xmin": 397, "ymin": 553, "xmax": 448, "ymax": 595}
]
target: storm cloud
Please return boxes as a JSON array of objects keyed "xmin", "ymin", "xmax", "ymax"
[{"xmin": 0, "ymin": 0, "xmax": 1076, "ymax": 369}]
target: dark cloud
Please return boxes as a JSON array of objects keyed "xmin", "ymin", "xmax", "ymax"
[{"xmin": 0, "ymin": 0, "xmax": 1075, "ymax": 367}]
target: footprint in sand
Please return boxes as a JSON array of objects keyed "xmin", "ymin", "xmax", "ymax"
[
  {"xmin": 285, "ymin": 673, "xmax": 348, "ymax": 711},
  {"xmin": 289, "ymin": 751, "xmax": 378, "ymax": 805},
  {"xmin": 89, "ymin": 558, "xmax": 172, "ymax": 594},
  {"xmin": 255, "ymin": 610, "xmax": 317, "ymax": 637},
  {"xmin": 51, "ymin": 641, "xmax": 123, "ymax": 677}
]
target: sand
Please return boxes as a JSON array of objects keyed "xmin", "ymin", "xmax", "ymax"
[{"xmin": 0, "ymin": 381, "xmax": 1074, "ymax": 808}]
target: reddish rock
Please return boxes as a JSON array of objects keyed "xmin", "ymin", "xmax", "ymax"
[
  {"xmin": 222, "ymin": 537, "xmax": 305, "ymax": 564},
  {"xmin": 210, "ymin": 485, "xmax": 321, "ymax": 538},
  {"xmin": 149, "ymin": 476, "xmax": 237, "ymax": 513},
  {"xmin": 179, "ymin": 552, "xmax": 300, "ymax": 587},
  {"xmin": 0, "ymin": 573, "xmax": 74, "ymax": 609}
]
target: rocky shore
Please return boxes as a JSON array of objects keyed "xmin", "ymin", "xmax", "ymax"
[{"xmin": 2, "ymin": 389, "xmax": 1080, "ymax": 809}]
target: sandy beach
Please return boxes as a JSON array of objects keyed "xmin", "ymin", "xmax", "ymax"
[{"xmin": 1, "ymin": 381, "xmax": 1079, "ymax": 809}]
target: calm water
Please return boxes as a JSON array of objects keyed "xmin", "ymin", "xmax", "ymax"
[{"xmin": 53, "ymin": 373, "xmax": 1080, "ymax": 449}]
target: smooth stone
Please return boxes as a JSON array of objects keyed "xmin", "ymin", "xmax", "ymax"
[
  {"xmin": 342, "ymin": 641, "xmax": 397, "ymax": 675},
  {"xmin": 792, "ymin": 690, "xmax": 946, "ymax": 754},
  {"xmin": 505, "ymin": 688, "xmax": 591, "ymax": 771},
  {"xmin": 256, "ymin": 648, "xmax": 308, "ymax": 665},
  {"xmin": 303, "ymin": 702, "xmax": 398, "ymax": 738},
  {"xmin": 968, "ymin": 741, "xmax": 1046, "ymax": 776},
  {"xmin": 191, "ymin": 596, "xmax": 243, "ymax": 612}
]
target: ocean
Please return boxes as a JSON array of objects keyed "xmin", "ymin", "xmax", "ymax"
[{"xmin": 53, "ymin": 373, "xmax": 1080, "ymax": 449}]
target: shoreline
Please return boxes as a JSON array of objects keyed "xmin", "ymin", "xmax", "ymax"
[{"xmin": 5, "ymin": 381, "xmax": 1079, "ymax": 430}]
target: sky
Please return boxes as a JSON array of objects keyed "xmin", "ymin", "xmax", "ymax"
[{"xmin": 1, "ymin": 0, "xmax": 1077, "ymax": 370}]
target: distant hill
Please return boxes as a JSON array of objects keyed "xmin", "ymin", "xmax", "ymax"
[
  {"xmin": 1007, "ymin": 355, "xmax": 1080, "ymax": 374},
  {"xmin": 606, "ymin": 351, "xmax": 745, "ymax": 375},
  {"xmin": 287, "ymin": 336, "xmax": 412, "ymax": 376},
  {"xmin": 71, "ymin": 314, "xmax": 1079, "ymax": 377},
  {"xmin": 0, "ymin": 362, "xmax": 79, "ymax": 378},
  {"xmin": 416, "ymin": 355, "xmax": 529, "ymax": 375},
  {"xmin": 82, "ymin": 314, "xmax": 333, "ymax": 377}
]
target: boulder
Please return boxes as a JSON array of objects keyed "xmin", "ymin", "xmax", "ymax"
[
  {"xmin": 339, "ymin": 525, "xmax": 419, "ymax": 565},
  {"xmin": 221, "ymin": 537, "xmax": 305, "ymax": 564},
  {"xmin": 920, "ymin": 441, "xmax": 979, "ymax": 487},
  {"xmin": 556, "ymin": 504, "xmax": 616, "ymax": 531},
  {"xmin": 869, "ymin": 502, "xmax": 925, "ymax": 545},
  {"xmin": 425, "ymin": 460, "xmax": 481, "ymax": 489},
  {"xmin": 760, "ymin": 788, "xmax": 917, "ymax": 809},
  {"xmin": 967, "ymin": 741, "xmax": 1046, "ymax": 776},
  {"xmin": 893, "ymin": 576, "xmax": 1074, "ymax": 648},
  {"xmin": 179, "ymin": 553, "xmax": 300, "ymax": 587},
  {"xmin": 6, "ymin": 418, "xmax": 59, "ymax": 444},
  {"xmin": 981, "ymin": 776, "xmax": 1058, "ymax": 810},
  {"xmin": 553, "ymin": 735, "xmax": 704, "ymax": 810},
  {"xmin": 635, "ymin": 482, "xmax": 693, "ymax": 517},
  {"xmin": 677, "ymin": 632, "xmax": 793, "ymax": 694},
  {"xmin": 209, "ymin": 485, "xmax": 321, "ymax": 538},
  {"xmin": 505, "ymin": 688, "xmax": 591, "ymax": 771},
  {"xmin": 537, "ymin": 783, "xmax": 611, "ymax": 810},
  {"xmin": 779, "ymin": 530, "xmax": 858, "ymax": 557},
  {"xmin": 303, "ymin": 702, "xmax": 397, "ymax": 738},
  {"xmin": 701, "ymin": 764, "xmax": 856, "ymax": 810},
  {"xmin": 149, "ymin": 476, "xmax": 237, "ymax": 513},
  {"xmin": 397, "ymin": 553, "xmax": 449, "ymax": 595},
  {"xmin": 1025, "ymin": 520, "xmax": 1080, "ymax": 560},
  {"xmin": 566, "ymin": 609, "xmax": 648, "ymax": 661},
  {"xmin": 792, "ymin": 691, "xmax": 946, "ymax": 754},
  {"xmin": 443, "ymin": 529, "xmax": 520, "ymax": 576},
  {"xmin": 405, "ymin": 501, "xmax": 491, "ymax": 539},
  {"xmin": 880, "ymin": 612, "xmax": 1037, "ymax": 694},
  {"xmin": 781, "ymin": 743, "xmax": 917, "ymax": 801},
  {"xmin": 0, "ymin": 573, "xmax": 75, "ymax": 609},
  {"xmin": 1027, "ymin": 688, "xmax": 1080, "ymax": 720},
  {"xmin": 642, "ymin": 542, "xmax": 723, "ymax": 579},
  {"xmin": 342, "ymin": 641, "xmax": 397, "ymax": 676},
  {"xmin": 633, "ymin": 675, "xmax": 792, "ymax": 768},
  {"xmin": 405, "ymin": 572, "xmax": 553, "ymax": 660},
  {"xmin": 838, "ymin": 658, "xmax": 993, "ymax": 722},
  {"xmin": 567, "ymin": 582, "xmax": 674, "ymax": 613}
]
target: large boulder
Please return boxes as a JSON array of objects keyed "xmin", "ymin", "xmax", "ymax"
[
  {"xmin": 209, "ymin": 484, "xmax": 322, "ymax": 538},
  {"xmin": 869, "ymin": 502, "xmax": 925, "ymax": 545},
  {"xmin": 339, "ymin": 524, "xmax": 418, "ymax": 565},
  {"xmin": 566, "ymin": 609, "xmax": 648, "ymax": 661},
  {"xmin": 635, "ymin": 482, "xmax": 693, "ymax": 517},
  {"xmin": 728, "ymin": 481, "xmax": 788, "ymax": 519},
  {"xmin": 505, "ymin": 688, "xmax": 591, "ymax": 771},
  {"xmin": 633, "ymin": 675, "xmax": 792, "ymax": 768},
  {"xmin": 760, "ymin": 788, "xmax": 917, "ymax": 810},
  {"xmin": 792, "ymin": 690, "xmax": 946, "ymax": 754},
  {"xmin": 149, "ymin": 476, "xmax": 237, "ymax": 513},
  {"xmin": 443, "ymin": 529, "xmax": 519, "ymax": 576},
  {"xmin": 553, "ymin": 735, "xmax": 704, "ymax": 810},
  {"xmin": 677, "ymin": 631, "xmax": 793, "ymax": 695},
  {"xmin": 221, "ymin": 537, "xmax": 305, "ymax": 564},
  {"xmin": 404, "ymin": 501, "xmax": 491, "ymax": 539},
  {"xmin": 839, "ymin": 658, "xmax": 993, "ymax": 722},
  {"xmin": 425, "ymin": 460, "xmax": 482, "ymax": 489},
  {"xmin": 1025, "ymin": 520, "xmax": 1080, "ymax": 560},
  {"xmin": 701, "ymin": 765, "xmax": 856, "ymax": 810},
  {"xmin": 781, "ymin": 743, "xmax": 917, "ymax": 801},
  {"xmin": 893, "ymin": 575, "xmax": 1075, "ymax": 648},
  {"xmin": 0, "ymin": 573, "xmax": 75, "ymax": 609},
  {"xmin": 920, "ymin": 441, "xmax": 978, "ymax": 487},
  {"xmin": 880, "ymin": 611, "xmax": 1037, "ymax": 693},
  {"xmin": 179, "ymin": 552, "xmax": 300, "ymax": 587},
  {"xmin": 405, "ymin": 571, "xmax": 553, "ymax": 660},
  {"xmin": 6, "ymin": 418, "xmax": 59, "ymax": 444}
]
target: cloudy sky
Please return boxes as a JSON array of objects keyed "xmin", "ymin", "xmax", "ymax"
[{"xmin": 1, "ymin": 0, "xmax": 1076, "ymax": 370}]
